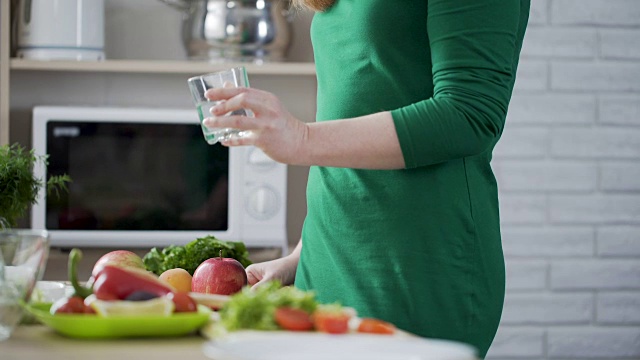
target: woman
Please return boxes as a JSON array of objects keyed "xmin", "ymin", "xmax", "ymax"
[{"xmin": 203, "ymin": 0, "xmax": 530, "ymax": 357}]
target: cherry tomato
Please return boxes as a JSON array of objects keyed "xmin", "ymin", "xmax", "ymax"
[
  {"xmin": 357, "ymin": 318, "xmax": 396, "ymax": 335},
  {"xmin": 313, "ymin": 310, "xmax": 351, "ymax": 334},
  {"xmin": 50, "ymin": 296, "xmax": 89, "ymax": 314},
  {"xmin": 166, "ymin": 292, "xmax": 197, "ymax": 313},
  {"xmin": 274, "ymin": 307, "xmax": 314, "ymax": 331}
]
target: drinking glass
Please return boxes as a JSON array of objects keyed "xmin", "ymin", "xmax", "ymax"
[
  {"xmin": 188, "ymin": 67, "xmax": 251, "ymax": 145},
  {"xmin": 0, "ymin": 230, "xmax": 50, "ymax": 341}
]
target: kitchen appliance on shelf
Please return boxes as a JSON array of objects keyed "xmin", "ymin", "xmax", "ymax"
[
  {"xmin": 30, "ymin": 106, "xmax": 288, "ymax": 255},
  {"xmin": 15, "ymin": 0, "xmax": 105, "ymax": 61},
  {"xmin": 158, "ymin": 0, "xmax": 292, "ymax": 63}
]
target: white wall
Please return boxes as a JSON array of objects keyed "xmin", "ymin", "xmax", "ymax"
[{"xmin": 487, "ymin": 1, "xmax": 640, "ymax": 359}]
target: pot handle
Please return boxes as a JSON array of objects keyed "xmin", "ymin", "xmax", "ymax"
[{"xmin": 158, "ymin": 0, "xmax": 189, "ymax": 11}]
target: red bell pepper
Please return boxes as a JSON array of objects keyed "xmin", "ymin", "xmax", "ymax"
[{"xmin": 91, "ymin": 265, "xmax": 174, "ymax": 301}]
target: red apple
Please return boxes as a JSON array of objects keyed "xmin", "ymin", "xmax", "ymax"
[
  {"xmin": 92, "ymin": 250, "xmax": 146, "ymax": 277},
  {"xmin": 191, "ymin": 255, "xmax": 248, "ymax": 295}
]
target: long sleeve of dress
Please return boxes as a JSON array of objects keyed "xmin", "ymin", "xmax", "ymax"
[{"xmin": 391, "ymin": 0, "xmax": 530, "ymax": 168}]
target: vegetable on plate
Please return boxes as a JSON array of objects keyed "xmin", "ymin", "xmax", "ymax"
[
  {"xmin": 50, "ymin": 248, "xmax": 95, "ymax": 315},
  {"xmin": 49, "ymin": 248, "xmax": 197, "ymax": 316},
  {"xmin": 357, "ymin": 318, "xmax": 397, "ymax": 335},
  {"xmin": 219, "ymin": 281, "xmax": 318, "ymax": 331},
  {"xmin": 312, "ymin": 304, "xmax": 352, "ymax": 334},
  {"xmin": 210, "ymin": 280, "xmax": 396, "ymax": 336},
  {"xmin": 274, "ymin": 307, "xmax": 314, "ymax": 331}
]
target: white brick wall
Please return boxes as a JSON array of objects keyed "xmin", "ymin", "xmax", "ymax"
[
  {"xmin": 597, "ymin": 292, "xmax": 640, "ymax": 324},
  {"xmin": 599, "ymin": 95, "xmax": 640, "ymax": 126},
  {"xmin": 597, "ymin": 226, "xmax": 640, "ymax": 257},
  {"xmin": 486, "ymin": 0, "xmax": 640, "ymax": 358}
]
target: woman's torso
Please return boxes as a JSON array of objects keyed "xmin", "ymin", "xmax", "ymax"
[{"xmin": 295, "ymin": 0, "xmax": 529, "ymax": 357}]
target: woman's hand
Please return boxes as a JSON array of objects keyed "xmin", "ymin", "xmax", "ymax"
[
  {"xmin": 203, "ymin": 87, "xmax": 309, "ymax": 165},
  {"xmin": 245, "ymin": 254, "xmax": 299, "ymax": 289}
]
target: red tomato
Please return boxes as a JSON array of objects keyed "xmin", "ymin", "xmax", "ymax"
[
  {"xmin": 357, "ymin": 318, "xmax": 396, "ymax": 335},
  {"xmin": 50, "ymin": 296, "xmax": 89, "ymax": 314},
  {"xmin": 166, "ymin": 292, "xmax": 197, "ymax": 313},
  {"xmin": 84, "ymin": 304, "xmax": 96, "ymax": 314},
  {"xmin": 313, "ymin": 310, "xmax": 351, "ymax": 334},
  {"xmin": 274, "ymin": 307, "xmax": 314, "ymax": 331}
]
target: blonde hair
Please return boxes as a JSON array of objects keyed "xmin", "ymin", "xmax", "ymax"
[{"xmin": 290, "ymin": 0, "xmax": 336, "ymax": 12}]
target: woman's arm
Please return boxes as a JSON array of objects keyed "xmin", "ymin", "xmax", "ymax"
[
  {"xmin": 203, "ymin": 0, "xmax": 527, "ymax": 170},
  {"xmin": 203, "ymin": 89, "xmax": 404, "ymax": 169},
  {"xmin": 303, "ymin": 112, "xmax": 404, "ymax": 169},
  {"xmin": 392, "ymin": 0, "xmax": 529, "ymax": 168},
  {"xmin": 245, "ymin": 239, "xmax": 303, "ymax": 287}
]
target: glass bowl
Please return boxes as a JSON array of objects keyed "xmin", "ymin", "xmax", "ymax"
[{"xmin": 0, "ymin": 230, "xmax": 50, "ymax": 340}]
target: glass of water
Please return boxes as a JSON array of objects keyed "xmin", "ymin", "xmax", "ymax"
[
  {"xmin": 188, "ymin": 67, "xmax": 251, "ymax": 145},
  {"xmin": 0, "ymin": 230, "xmax": 50, "ymax": 341}
]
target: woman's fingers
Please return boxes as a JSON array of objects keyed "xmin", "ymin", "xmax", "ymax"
[
  {"xmin": 245, "ymin": 264, "xmax": 263, "ymax": 286},
  {"xmin": 203, "ymin": 87, "xmax": 280, "ymax": 145},
  {"xmin": 220, "ymin": 131, "xmax": 255, "ymax": 147},
  {"xmin": 247, "ymin": 272, "xmax": 261, "ymax": 286},
  {"xmin": 247, "ymin": 269, "xmax": 275, "ymax": 290},
  {"xmin": 250, "ymin": 278, "xmax": 273, "ymax": 290},
  {"xmin": 205, "ymin": 87, "xmax": 243, "ymax": 100},
  {"xmin": 205, "ymin": 87, "xmax": 271, "ymax": 116},
  {"xmin": 203, "ymin": 85, "xmax": 304, "ymax": 164},
  {"xmin": 203, "ymin": 114, "xmax": 261, "ymax": 131}
]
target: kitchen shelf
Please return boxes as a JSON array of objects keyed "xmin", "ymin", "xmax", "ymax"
[{"xmin": 9, "ymin": 58, "xmax": 317, "ymax": 76}]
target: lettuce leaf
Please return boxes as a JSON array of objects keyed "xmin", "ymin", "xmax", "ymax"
[
  {"xmin": 219, "ymin": 281, "xmax": 318, "ymax": 331},
  {"xmin": 142, "ymin": 236, "xmax": 252, "ymax": 275}
]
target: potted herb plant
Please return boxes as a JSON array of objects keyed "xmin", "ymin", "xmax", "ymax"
[{"xmin": 0, "ymin": 143, "xmax": 70, "ymax": 229}]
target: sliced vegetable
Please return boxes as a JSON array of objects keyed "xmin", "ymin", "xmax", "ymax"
[
  {"xmin": 219, "ymin": 281, "xmax": 318, "ymax": 331},
  {"xmin": 125, "ymin": 291, "xmax": 159, "ymax": 302},
  {"xmin": 357, "ymin": 318, "xmax": 396, "ymax": 335},
  {"xmin": 92, "ymin": 265, "xmax": 174, "ymax": 301},
  {"xmin": 50, "ymin": 296, "xmax": 88, "ymax": 314},
  {"xmin": 188, "ymin": 292, "xmax": 229, "ymax": 310},
  {"xmin": 87, "ymin": 296, "xmax": 175, "ymax": 317},
  {"xmin": 166, "ymin": 292, "xmax": 198, "ymax": 313},
  {"xmin": 274, "ymin": 307, "xmax": 314, "ymax": 331},
  {"xmin": 313, "ymin": 305, "xmax": 352, "ymax": 334}
]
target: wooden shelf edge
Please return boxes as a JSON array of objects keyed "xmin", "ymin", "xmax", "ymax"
[
  {"xmin": 10, "ymin": 59, "xmax": 317, "ymax": 76},
  {"xmin": 0, "ymin": 0, "xmax": 11, "ymax": 145}
]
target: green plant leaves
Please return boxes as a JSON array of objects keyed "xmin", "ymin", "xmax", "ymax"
[{"xmin": 0, "ymin": 143, "xmax": 70, "ymax": 227}]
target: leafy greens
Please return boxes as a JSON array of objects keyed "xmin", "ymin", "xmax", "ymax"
[
  {"xmin": 219, "ymin": 281, "xmax": 319, "ymax": 331},
  {"xmin": 143, "ymin": 235, "xmax": 252, "ymax": 275}
]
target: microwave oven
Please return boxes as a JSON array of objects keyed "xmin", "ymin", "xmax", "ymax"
[{"xmin": 31, "ymin": 106, "xmax": 288, "ymax": 254}]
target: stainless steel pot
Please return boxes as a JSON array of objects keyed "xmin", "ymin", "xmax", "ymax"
[{"xmin": 160, "ymin": 0, "xmax": 292, "ymax": 62}]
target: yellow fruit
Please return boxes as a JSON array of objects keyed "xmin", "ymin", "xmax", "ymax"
[
  {"xmin": 88, "ymin": 296, "xmax": 175, "ymax": 317},
  {"xmin": 159, "ymin": 268, "xmax": 193, "ymax": 293}
]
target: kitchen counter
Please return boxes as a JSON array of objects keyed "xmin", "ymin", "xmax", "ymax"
[
  {"xmin": 5, "ymin": 322, "xmax": 481, "ymax": 360},
  {"xmin": 2, "ymin": 325, "xmax": 211, "ymax": 360}
]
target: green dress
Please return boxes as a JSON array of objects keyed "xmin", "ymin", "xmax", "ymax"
[{"xmin": 294, "ymin": 0, "xmax": 529, "ymax": 357}]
